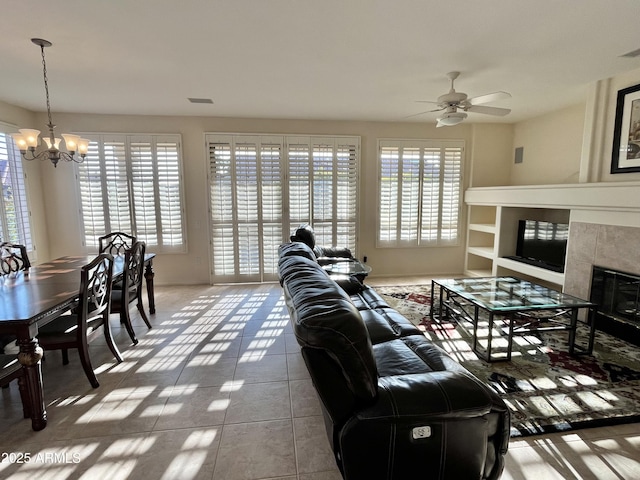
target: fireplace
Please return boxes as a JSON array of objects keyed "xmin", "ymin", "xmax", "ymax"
[{"xmin": 590, "ymin": 266, "xmax": 640, "ymax": 346}]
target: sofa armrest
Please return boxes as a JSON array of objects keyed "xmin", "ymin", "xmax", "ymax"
[
  {"xmin": 338, "ymin": 372, "xmax": 509, "ymax": 480},
  {"xmin": 372, "ymin": 371, "xmax": 503, "ymax": 419}
]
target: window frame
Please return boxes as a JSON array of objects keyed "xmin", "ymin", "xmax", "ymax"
[
  {"xmin": 207, "ymin": 133, "xmax": 360, "ymax": 283},
  {"xmin": 377, "ymin": 138, "xmax": 464, "ymax": 248},
  {"xmin": 74, "ymin": 133, "xmax": 187, "ymax": 254},
  {"xmin": 0, "ymin": 123, "xmax": 34, "ymax": 256}
]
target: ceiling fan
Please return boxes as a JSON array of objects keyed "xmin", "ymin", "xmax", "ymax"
[{"xmin": 410, "ymin": 72, "xmax": 511, "ymax": 127}]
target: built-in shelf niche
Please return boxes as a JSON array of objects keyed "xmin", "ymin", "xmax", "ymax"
[{"xmin": 465, "ymin": 204, "xmax": 569, "ymax": 288}]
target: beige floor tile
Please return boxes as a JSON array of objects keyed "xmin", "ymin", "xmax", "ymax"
[
  {"xmin": 177, "ymin": 356, "xmax": 237, "ymax": 388},
  {"xmin": 59, "ymin": 388, "xmax": 170, "ymax": 439},
  {"xmin": 233, "ymin": 353, "xmax": 289, "ymax": 384},
  {"xmin": 154, "ymin": 385, "xmax": 230, "ymax": 431},
  {"xmin": 286, "ymin": 352, "xmax": 311, "ymax": 381},
  {"xmin": 225, "ymin": 381, "xmax": 291, "ymax": 424},
  {"xmin": 293, "ymin": 415, "xmax": 338, "ymax": 475},
  {"xmin": 238, "ymin": 332, "xmax": 287, "ymax": 358},
  {"xmin": 213, "ymin": 419, "xmax": 296, "ymax": 480},
  {"xmin": 290, "ymin": 379, "xmax": 322, "ymax": 418}
]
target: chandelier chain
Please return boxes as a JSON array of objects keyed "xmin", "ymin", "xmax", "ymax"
[{"xmin": 39, "ymin": 43, "xmax": 54, "ymax": 131}]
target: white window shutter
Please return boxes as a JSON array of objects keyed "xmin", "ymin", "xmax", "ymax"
[
  {"xmin": 208, "ymin": 133, "xmax": 358, "ymax": 283},
  {"xmin": 76, "ymin": 134, "xmax": 185, "ymax": 252},
  {"xmin": 0, "ymin": 132, "xmax": 33, "ymax": 252},
  {"xmin": 378, "ymin": 139, "xmax": 463, "ymax": 247}
]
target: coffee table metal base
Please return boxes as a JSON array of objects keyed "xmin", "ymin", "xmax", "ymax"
[{"xmin": 430, "ymin": 278, "xmax": 597, "ymax": 363}]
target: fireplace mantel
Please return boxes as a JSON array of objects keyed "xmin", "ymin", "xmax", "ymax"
[
  {"xmin": 464, "ymin": 182, "xmax": 640, "ymax": 292},
  {"xmin": 465, "ymin": 181, "xmax": 640, "ymax": 213}
]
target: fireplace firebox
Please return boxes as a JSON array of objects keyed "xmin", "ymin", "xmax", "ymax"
[{"xmin": 590, "ymin": 266, "xmax": 640, "ymax": 346}]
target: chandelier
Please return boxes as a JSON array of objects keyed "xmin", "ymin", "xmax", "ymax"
[{"xmin": 11, "ymin": 38, "xmax": 89, "ymax": 168}]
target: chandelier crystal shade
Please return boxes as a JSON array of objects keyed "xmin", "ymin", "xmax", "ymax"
[{"xmin": 11, "ymin": 38, "xmax": 89, "ymax": 168}]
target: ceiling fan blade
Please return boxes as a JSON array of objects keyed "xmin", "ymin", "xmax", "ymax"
[
  {"xmin": 467, "ymin": 91, "xmax": 511, "ymax": 106},
  {"xmin": 404, "ymin": 110, "xmax": 433, "ymax": 119},
  {"xmin": 415, "ymin": 100, "xmax": 440, "ymax": 104},
  {"xmin": 466, "ymin": 105, "xmax": 511, "ymax": 116},
  {"xmin": 404, "ymin": 106, "xmax": 445, "ymax": 119}
]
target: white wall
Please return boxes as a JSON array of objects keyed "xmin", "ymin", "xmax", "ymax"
[
  {"xmin": 0, "ymin": 102, "xmax": 516, "ymax": 284},
  {"xmin": 510, "ymin": 102, "xmax": 586, "ymax": 185}
]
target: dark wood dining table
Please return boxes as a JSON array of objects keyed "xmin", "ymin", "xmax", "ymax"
[{"xmin": 0, "ymin": 253, "xmax": 156, "ymax": 431}]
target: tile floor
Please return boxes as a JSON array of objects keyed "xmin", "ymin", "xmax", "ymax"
[{"xmin": 0, "ymin": 281, "xmax": 638, "ymax": 480}]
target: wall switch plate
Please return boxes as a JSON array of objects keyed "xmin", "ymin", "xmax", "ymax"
[{"xmin": 412, "ymin": 426, "xmax": 431, "ymax": 439}]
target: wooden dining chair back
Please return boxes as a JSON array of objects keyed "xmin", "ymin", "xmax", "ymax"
[
  {"xmin": 111, "ymin": 241, "xmax": 152, "ymax": 345},
  {"xmin": 0, "ymin": 354, "xmax": 30, "ymax": 419},
  {"xmin": 37, "ymin": 253, "xmax": 123, "ymax": 388},
  {"xmin": 0, "ymin": 243, "xmax": 30, "ymax": 352},
  {"xmin": 0, "ymin": 242, "xmax": 31, "ymax": 275},
  {"xmin": 98, "ymin": 232, "xmax": 137, "ymax": 256}
]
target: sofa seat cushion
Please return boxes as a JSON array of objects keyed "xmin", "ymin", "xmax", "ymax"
[
  {"xmin": 373, "ymin": 339, "xmax": 434, "ymax": 376},
  {"xmin": 372, "ymin": 335, "xmax": 468, "ymax": 378}
]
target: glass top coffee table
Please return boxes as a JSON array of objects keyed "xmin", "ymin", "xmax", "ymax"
[
  {"xmin": 430, "ymin": 276, "xmax": 597, "ymax": 362},
  {"xmin": 320, "ymin": 258, "xmax": 372, "ymax": 282}
]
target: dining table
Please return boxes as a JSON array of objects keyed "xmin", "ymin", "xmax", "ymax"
[{"xmin": 0, "ymin": 253, "xmax": 156, "ymax": 431}]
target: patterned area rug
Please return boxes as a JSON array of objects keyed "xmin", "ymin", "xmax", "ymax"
[{"xmin": 376, "ymin": 284, "xmax": 640, "ymax": 437}]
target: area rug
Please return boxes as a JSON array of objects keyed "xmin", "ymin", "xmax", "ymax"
[{"xmin": 376, "ymin": 284, "xmax": 640, "ymax": 437}]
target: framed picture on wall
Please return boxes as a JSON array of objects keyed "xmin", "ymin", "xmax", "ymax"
[{"xmin": 611, "ymin": 82, "xmax": 640, "ymax": 173}]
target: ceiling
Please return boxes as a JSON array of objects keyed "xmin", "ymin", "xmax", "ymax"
[{"xmin": 2, "ymin": 0, "xmax": 640, "ymax": 125}]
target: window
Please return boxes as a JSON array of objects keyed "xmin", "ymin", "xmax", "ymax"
[
  {"xmin": 76, "ymin": 134, "xmax": 186, "ymax": 253},
  {"xmin": 378, "ymin": 139, "xmax": 463, "ymax": 247},
  {"xmin": 0, "ymin": 128, "xmax": 32, "ymax": 252},
  {"xmin": 207, "ymin": 134, "xmax": 359, "ymax": 283}
]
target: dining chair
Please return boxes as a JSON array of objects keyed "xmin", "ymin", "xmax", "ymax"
[
  {"xmin": 0, "ymin": 243, "xmax": 30, "ymax": 352},
  {"xmin": 99, "ymin": 232, "xmax": 137, "ymax": 291},
  {"xmin": 0, "ymin": 354, "xmax": 30, "ymax": 419},
  {"xmin": 110, "ymin": 241, "xmax": 152, "ymax": 345},
  {"xmin": 0, "ymin": 242, "xmax": 31, "ymax": 274},
  {"xmin": 37, "ymin": 253, "xmax": 123, "ymax": 388},
  {"xmin": 98, "ymin": 232, "xmax": 137, "ymax": 256}
]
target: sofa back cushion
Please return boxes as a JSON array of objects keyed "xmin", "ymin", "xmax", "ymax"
[
  {"xmin": 278, "ymin": 241, "xmax": 316, "ymax": 263},
  {"xmin": 289, "ymin": 223, "xmax": 316, "ymax": 249},
  {"xmin": 278, "ymin": 248, "xmax": 378, "ymax": 406}
]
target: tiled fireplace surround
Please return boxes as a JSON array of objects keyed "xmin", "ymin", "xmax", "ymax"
[{"xmin": 564, "ymin": 222, "xmax": 640, "ymax": 309}]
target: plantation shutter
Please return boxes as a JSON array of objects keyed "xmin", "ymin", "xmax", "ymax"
[
  {"xmin": 209, "ymin": 138, "xmax": 235, "ymax": 277},
  {"xmin": 335, "ymin": 139, "xmax": 358, "ymax": 248},
  {"xmin": 0, "ymin": 130, "xmax": 33, "ymax": 252},
  {"xmin": 76, "ymin": 134, "xmax": 185, "ymax": 252},
  {"xmin": 378, "ymin": 139, "xmax": 463, "ymax": 247},
  {"xmin": 286, "ymin": 136, "xmax": 359, "ymax": 250},
  {"xmin": 207, "ymin": 133, "xmax": 358, "ymax": 283},
  {"xmin": 260, "ymin": 141, "xmax": 284, "ymax": 276},
  {"xmin": 287, "ymin": 139, "xmax": 310, "ymax": 235},
  {"xmin": 208, "ymin": 135, "xmax": 284, "ymax": 282}
]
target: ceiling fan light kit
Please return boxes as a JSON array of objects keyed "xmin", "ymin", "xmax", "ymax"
[
  {"xmin": 412, "ymin": 71, "xmax": 512, "ymax": 127},
  {"xmin": 437, "ymin": 111, "xmax": 467, "ymax": 127}
]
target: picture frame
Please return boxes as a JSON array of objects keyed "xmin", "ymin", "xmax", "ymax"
[{"xmin": 611, "ymin": 82, "xmax": 640, "ymax": 173}]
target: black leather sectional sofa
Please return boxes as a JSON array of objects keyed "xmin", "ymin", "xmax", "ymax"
[{"xmin": 278, "ymin": 241, "xmax": 510, "ymax": 480}]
